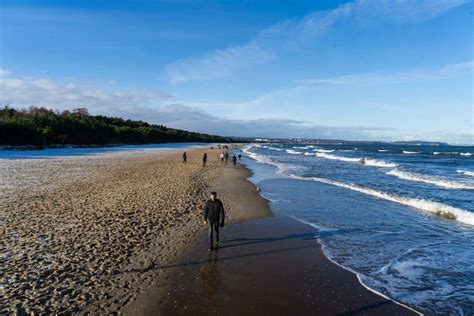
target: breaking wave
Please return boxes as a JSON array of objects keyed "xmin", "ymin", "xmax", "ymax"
[
  {"xmin": 286, "ymin": 149, "xmax": 303, "ymax": 155},
  {"xmin": 315, "ymin": 153, "xmax": 397, "ymax": 168},
  {"xmin": 457, "ymin": 169, "xmax": 474, "ymax": 177},
  {"xmin": 387, "ymin": 169, "xmax": 474, "ymax": 190},
  {"xmin": 263, "ymin": 146, "xmax": 283, "ymax": 151},
  {"xmin": 433, "ymin": 151, "xmax": 472, "ymax": 157},
  {"xmin": 313, "ymin": 149, "xmax": 335, "ymax": 153},
  {"xmin": 289, "ymin": 175, "xmax": 474, "ymax": 226},
  {"xmin": 364, "ymin": 159, "xmax": 398, "ymax": 168}
]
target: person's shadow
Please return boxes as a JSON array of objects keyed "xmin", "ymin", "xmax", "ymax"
[{"xmin": 199, "ymin": 250, "xmax": 221, "ymax": 306}]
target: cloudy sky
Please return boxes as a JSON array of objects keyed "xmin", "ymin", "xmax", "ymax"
[{"xmin": 0, "ymin": 0, "xmax": 472, "ymax": 143}]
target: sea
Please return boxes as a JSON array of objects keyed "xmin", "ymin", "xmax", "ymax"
[
  {"xmin": 0, "ymin": 142, "xmax": 209, "ymax": 158},
  {"xmin": 240, "ymin": 142, "xmax": 474, "ymax": 315}
]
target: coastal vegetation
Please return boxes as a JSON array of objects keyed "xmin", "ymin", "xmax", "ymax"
[{"xmin": 0, "ymin": 106, "xmax": 232, "ymax": 147}]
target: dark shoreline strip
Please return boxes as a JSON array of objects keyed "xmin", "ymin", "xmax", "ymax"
[{"xmin": 153, "ymin": 163, "xmax": 421, "ymax": 315}]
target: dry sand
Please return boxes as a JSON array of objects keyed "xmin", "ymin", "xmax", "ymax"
[{"xmin": 1, "ymin": 147, "xmax": 266, "ymax": 314}]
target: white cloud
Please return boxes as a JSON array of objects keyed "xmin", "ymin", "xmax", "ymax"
[
  {"xmin": 0, "ymin": 71, "xmax": 399, "ymax": 139},
  {"xmin": 164, "ymin": 0, "xmax": 468, "ymax": 83},
  {"xmin": 2, "ymin": 70, "xmax": 471, "ymax": 143},
  {"xmin": 297, "ymin": 61, "xmax": 474, "ymax": 86},
  {"xmin": 0, "ymin": 69, "xmax": 10, "ymax": 77},
  {"xmin": 116, "ymin": 103, "xmax": 396, "ymax": 139},
  {"xmin": 106, "ymin": 103, "xmax": 473, "ymax": 143},
  {"xmin": 0, "ymin": 72, "xmax": 169, "ymax": 110},
  {"xmin": 165, "ymin": 44, "xmax": 275, "ymax": 83}
]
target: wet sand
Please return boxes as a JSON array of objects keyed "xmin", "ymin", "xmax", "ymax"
[{"xmin": 155, "ymin": 216, "xmax": 419, "ymax": 315}]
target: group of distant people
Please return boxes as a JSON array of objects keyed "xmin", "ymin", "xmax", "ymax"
[
  {"xmin": 219, "ymin": 151, "xmax": 241, "ymax": 167},
  {"xmin": 181, "ymin": 145, "xmax": 242, "ymax": 251},
  {"xmin": 182, "ymin": 146, "xmax": 242, "ymax": 168}
]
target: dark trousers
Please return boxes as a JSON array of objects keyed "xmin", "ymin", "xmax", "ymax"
[{"xmin": 208, "ymin": 221, "xmax": 219, "ymax": 247}]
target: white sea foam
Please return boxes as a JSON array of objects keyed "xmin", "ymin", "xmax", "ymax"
[
  {"xmin": 364, "ymin": 159, "xmax": 398, "ymax": 168},
  {"xmin": 242, "ymin": 145, "xmax": 273, "ymax": 164},
  {"xmin": 316, "ymin": 153, "xmax": 397, "ymax": 168},
  {"xmin": 293, "ymin": 145, "xmax": 317, "ymax": 150},
  {"xmin": 433, "ymin": 151, "xmax": 461, "ymax": 156},
  {"xmin": 378, "ymin": 149, "xmax": 389, "ymax": 152},
  {"xmin": 264, "ymin": 146, "xmax": 283, "ymax": 151},
  {"xmin": 312, "ymin": 149, "xmax": 335, "ymax": 153},
  {"xmin": 387, "ymin": 169, "xmax": 474, "ymax": 190},
  {"xmin": 316, "ymin": 243, "xmax": 423, "ymax": 315},
  {"xmin": 289, "ymin": 174, "xmax": 474, "ymax": 226},
  {"xmin": 403, "ymin": 151, "xmax": 420, "ymax": 154},
  {"xmin": 316, "ymin": 152, "xmax": 363, "ymax": 162},
  {"xmin": 243, "ymin": 145, "xmax": 305, "ymax": 175},
  {"xmin": 457, "ymin": 169, "xmax": 474, "ymax": 177},
  {"xmin": 460, "ymin": 152, "xmax": 472, "ymax": 156},
  {"xmin": 304, "ymin": 152, "xmax": 315, "ymax": 156},
  {"xmin": 286, "ymin": 149, "xmax": 303, "ymax": 155}
]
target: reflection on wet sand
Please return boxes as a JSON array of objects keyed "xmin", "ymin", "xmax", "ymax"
[{"xmin": 199, "ymin": 251, "xmax": 221, "ymax": 306}]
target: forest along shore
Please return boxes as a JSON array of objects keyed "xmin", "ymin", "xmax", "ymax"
[{"xmin": 1, "ymin": 147, "xmax": 267, "ymax": 314}]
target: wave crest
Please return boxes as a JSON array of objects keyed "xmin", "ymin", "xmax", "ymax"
[
  {"xmin": 387, "ymin": 169, "xmax": 474, "ymax": 190},
  {"xmin": 286, "ymin": 149, "xmax": 303, "ymax": 155},
  {"xmin": 457, "ymin": 169, "xmax": 474, "ymax": 177},
  {"xmin": 290, "ymin": 175, "xmax": 474, "ymax": 226},
  {"xmin": 316, "ymin": 153, "xmax": 397, "ymax": 168}
]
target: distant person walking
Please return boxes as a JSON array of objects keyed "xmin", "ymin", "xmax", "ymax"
[
  {"xmin": 220, "ymin": 152, "xmax": 225, "ymax": 163},
  {"xmin": 182, "ymin": 152, "xmax": 187, "ymax": 164},
  {"xmin": 225, "ymin": 152, "xmax": 229, "ymax": 164},
  {"xmin": 232, "ymin": 155, "xmax": 237, "ymax": 167},
  {"xmin": 238, "ymin": 154, "xmax": 242, "ymax": 161},
  {"xmin": 202, "ymin": 153, "xmax": 207, "ymax": 167},
  {"xmin": 204, "ymin": 191, "xmax": 225, "ymax": 251}
]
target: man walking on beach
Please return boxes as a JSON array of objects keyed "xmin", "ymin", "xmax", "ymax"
[
  {"xmin": 232, "ymin": 155, "xmax": 237, "ymax": 167},
  {"xmin": 204, "ymin": 192, "xmax": 225, "ymax": 251},
  {"xmin": 202, "ymin": 153, "xmax": 207, "ymax": 167},
  {"xmin": 182, "ymin": 152, "xmax": 187, "ymax": 164}
]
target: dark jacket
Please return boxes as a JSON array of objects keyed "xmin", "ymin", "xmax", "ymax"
[{"xmin": 204, "ymin": 199, "xmax": 225, "ymax": 224}]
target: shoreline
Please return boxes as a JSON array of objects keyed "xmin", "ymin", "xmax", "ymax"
[
  {"xmin": 287, "ymin": 217, "xmax": 422, "ymax": 315},
  {"xmin": 1, "ymin": 145, "xmax": 421, "ymax": 314},
  {"xmin": 129, "ymin": 157, "xmax": 420, "ymax": 315},
  {"xmin": 243, "ymin": 159, "xmax": 422, "ymax": 315}
]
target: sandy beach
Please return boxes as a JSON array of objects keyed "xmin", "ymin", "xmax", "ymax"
[
  {"xmin": 1, "ymin": 146, "xmax": 418, "ymax": 315},
  {"xmin": 1, "ymin": 147, "xmax": 262, "ymax": 314}
]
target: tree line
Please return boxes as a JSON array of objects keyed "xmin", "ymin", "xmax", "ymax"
[{"xmin": 0, "ymin": 106, "xmax": 233, "ymax": 147}]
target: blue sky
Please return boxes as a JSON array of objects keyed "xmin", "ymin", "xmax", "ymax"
[{"xmin": 0, "ymin": 0, "xmax": 472, "ymax": 143}]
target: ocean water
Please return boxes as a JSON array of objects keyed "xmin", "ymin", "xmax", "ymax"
[
  {"xmin": 241, "ymin": 143, "xmax": 474, "ymax": 315},
  {"xmin": 0, "ymin": 142, "xmax": 210, "ymax": 158}
]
